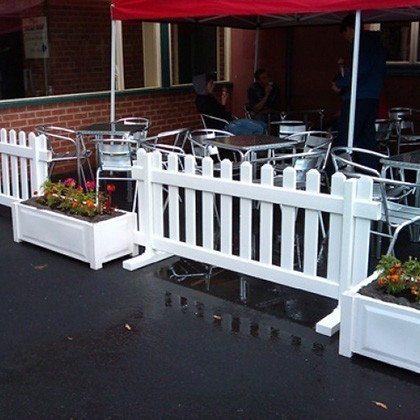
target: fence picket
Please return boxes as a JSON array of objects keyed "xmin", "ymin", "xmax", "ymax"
[
  {"xmin": 202, "ymin": 157, "xmax": 215, "ymax": 250},
  {"xmin": 220, "ymin": 160, "xmax": 233, "ymax": 255},
  {"xmin": 239, "ymin": 163, "xmax": 253, "ymax": 260},
  {"xmin": 303, "ymin": 170, "xmax": 321, "ymax": 275},
  {"xmin": 19, "ymin": 131, "xmax": 29, "ymax": 200},
  {"xmin": 280, "ymin": 167, "xmax": 297, "ymax": 270},
  {"xmin": 10, "ymin": 130, "xmax": 20, "ymax": 199},
  {"xmin": 184, "ymin": 156, "xmax": 197, "ymax": 245},
  {"xmin": 259, "ymin": 164, "xmax": 274, "ymax": 264},
  {"xmin": 1, "ymin": 129, "xmax": 11, "ymax": 197}
]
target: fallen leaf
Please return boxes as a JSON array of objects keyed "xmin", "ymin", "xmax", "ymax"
[
  {"xmin": 124, "ymin": 323, "xmax": 132, "ymax": 331},
  {"xmin": 372, "ymin": 401, "xmax": 388, "ymax": 409},
  {"xmin": 34, "ymin": 264, "xmax": 48, "ymax": 270}
]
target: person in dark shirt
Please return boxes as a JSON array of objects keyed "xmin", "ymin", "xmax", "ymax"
[
  {"xmin": 193, "ymin": 73, "xmax": 266, "ymax": 135},
  {"xmin": 332, "ymin": 14, "xmax": 387, "ymax": 169},
  {"xmin": 247, "ymin": 68, "xmax": 281, "ymax": 124}
]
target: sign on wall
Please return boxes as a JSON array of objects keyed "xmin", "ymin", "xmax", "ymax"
[{"xmin": 22, "ymin": 17, "xmax": 49, "ymax": 59}]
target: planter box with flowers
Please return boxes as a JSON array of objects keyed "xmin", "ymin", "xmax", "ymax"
[
  {"xmin": 339, "ymin": 255, "xmax": 420, "ymax": 374},
  {"xmin": 12, "ymin": 178, "xmax": 138, "ymax": 270}
]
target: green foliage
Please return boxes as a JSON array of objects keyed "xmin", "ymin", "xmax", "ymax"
[
  {"xmin": 376, "ymin": 255, "xmax": 420, "ymax": 302},
  {"xmin": 34, "ymin": 178, "xmax": 115, "ymax": 218}
]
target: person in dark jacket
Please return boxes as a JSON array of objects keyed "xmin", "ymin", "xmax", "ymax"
[
  {"xmin": 193, "ymin": 73, "xmax": 266, "ymax": 135},
  {"xmin": 247, "ymin": 68, "xmax": 281, "ymax": 124},
  {"xmin": 332, "ymin": 14, "xmax": 387, "ymax": 169}
]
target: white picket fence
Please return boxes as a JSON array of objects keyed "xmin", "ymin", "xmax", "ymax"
[
  {"xmin": 0, "ymin": 129, "xmax": 50, "ymax": 207},
  {"xmin": 124, "ymin": 149, "xmax": 381, "ymax": 335},
  {"xmin": 0, "ymin": 129, "xmax": 382, "ymax": 335}
]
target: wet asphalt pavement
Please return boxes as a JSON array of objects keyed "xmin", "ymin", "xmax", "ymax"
[{"xmin": 0, "ymin": 205, "xmax": 419, "ymax": 419}]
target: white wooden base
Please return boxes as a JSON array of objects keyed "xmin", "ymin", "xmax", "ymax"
[
  {"xmin": 123, "ymin": 249, "xmax": 173, "ymax": 271},
  {"xmin": 12, "ymin": 202, "xmax": 138, "ymax": 270},
  {"xmin": 316, "ymin": 306, "xmax": 341, "ymax": 336}
]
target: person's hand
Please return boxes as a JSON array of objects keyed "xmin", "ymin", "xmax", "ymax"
[
  {"xmin": 221, "ymin": 88, "xmax": 229, "ymax": 106},
  {"xmin": 264, "ymin": 82, "xmax": 273, "ymax": 96}
]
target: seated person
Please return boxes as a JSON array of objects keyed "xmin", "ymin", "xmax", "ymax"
[
  {"xmin": 192, "ymin": 73, "xmax": 266, "ymax": 135},
  {"xmin": 247, "ymin": 68, "xmax": 281, "ymax": 123}
]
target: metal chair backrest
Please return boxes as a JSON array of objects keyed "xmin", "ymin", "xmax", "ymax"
[
  {"xmin": 200, "ymin": 113, "xmax": 229, "ymax": 130},
  {"xmin": 34, "ymin": 125, "xmax": 78, "ymax": 157},
  {"xmin": 95, "ymin": 137, "xmax": 138, "ymax": 171},
  {"xmin": 114, "ymin": 117, "xmax": 151, "ymax": 140},
  {"xmin": 388, "ymin": 107, "xmax": 415, "ymax": 133},
  {"xmin": 280, "ymin": 109, "xmax": 325, "ymax": 130},
  {"xmin": 152, "ymin": 128, "xmax": 190, "ymax": 149},
  {"xmin": 188, "ymin": 129, "xmax": 233, "ymax": 158},
  {"xmin": 281, "ymin": 130, "xmax": 332, "ymax": 171}
]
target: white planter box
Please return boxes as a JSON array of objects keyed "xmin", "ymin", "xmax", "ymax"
[
  {"xmin": 12, "ymin": 201, "xmax": 138, "ymax": 270},
  {"xmin": 340, "ymin": 273, "xmax": 420, "ymax": 374}
]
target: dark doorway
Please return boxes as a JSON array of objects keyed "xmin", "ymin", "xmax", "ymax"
[
  {"xmin": 0, "ymin": 32, "xmax": 24, "ymax": 99},
  {"xmin": 177, "ymin": 24, "xmax": 217, "ymax": 84}
]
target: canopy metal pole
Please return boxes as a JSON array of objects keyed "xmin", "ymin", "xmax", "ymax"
[
  {"xmin": 110, "ymin": 19, "xmax": 116, "ymax": 122},
  {"xmin": 347, "ymin": 10, "xmax": 361, "ymax": 148}
]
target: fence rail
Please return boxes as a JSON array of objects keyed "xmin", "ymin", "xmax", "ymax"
[
  {"xmin": 124, "ymin": 149, "xmax": 381, "ymax": 335},
  {"xmin": 0, "ymin": 129, "xmax": 50, "ymax": 207}
]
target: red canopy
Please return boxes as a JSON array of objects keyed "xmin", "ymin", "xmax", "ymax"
[{"xmin": 112, "ymin": 0, "xmax": 420, "ymax": 26}]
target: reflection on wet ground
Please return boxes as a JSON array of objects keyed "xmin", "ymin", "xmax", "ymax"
[{"xmin": 1, "ymin": 203, "xmax": 419, "ymax": 418}]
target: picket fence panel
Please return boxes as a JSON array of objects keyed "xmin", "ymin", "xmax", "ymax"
[
  {"xmin": 124, "ymin": 149, "xmax": 381, "ymax": 334},
  {"xmin": 0, "ymin": 129, "xmax": 50, "ymax": 207}
]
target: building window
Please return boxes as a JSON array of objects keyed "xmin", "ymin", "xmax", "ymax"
[
  {"xmin": 0, "ymin": 0, "xmax": 112, "ymax": 100},
  {"xmin": 169, "ymin": 23, "xmax": 229, "ymax": 85},
  {"xmin": 380, "ymin": 21, "xmax": 419, "ymax": 64}
]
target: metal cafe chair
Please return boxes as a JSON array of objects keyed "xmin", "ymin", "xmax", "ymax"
[
  {"xmin": 34, "ymin": 125, "xmax": 94, "ymax": 185},
  {"xmin": 284, "ymin": 130, "xmax": 333, "ymax": 188},
  {"xmin": 113, "ymin": 117, "xmax": 151, "ymax": 142},
  {"xmin": 187, "ymin": 128, "xmax": 234, "ymax": 160},
  {"xmin": 149, "ymin": 128, "xmax": 190, "ymax": 150},
  {"xmin": 280, "ymin": 108, "xmax": 325, "ymax": 130},
  {"xmin": 94, "ymin": 137, "xmax": 139, "ymax": 211},
  {"xmin": 388, "ymin": 107, "xmax": 420, "ymax": 153},
  {"xmin": 187, "ymin": 128, "xmax": 244, "ymax": 177},
  {"xmin": 331, "ymin": 146, "xmax": 420, "ymax": 257},
  {"xmin": 375, "ymin": 118, "xmax": 397, "ymax": 155},
  {"xmin": 199, "ymin": 113, "xmax": 230, "ymax": 130}
]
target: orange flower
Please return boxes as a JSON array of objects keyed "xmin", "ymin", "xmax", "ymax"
[
  {"xmin": 86, "ymin": 200, "xmax": 95, "ymax": 208},
  {"xmin": 377, "ymin": 277, "xmax": 387, "ymax": 287},
  {"xmin": 72, "ymin": 202, "xmax": 78, "ymax": 208}
]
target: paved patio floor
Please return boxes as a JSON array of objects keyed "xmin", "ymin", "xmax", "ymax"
[{"xmin": 0, "ymin": 205, "xmax": 419, "ymax": 419}]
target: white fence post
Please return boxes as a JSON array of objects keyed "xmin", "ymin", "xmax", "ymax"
[
  {"xmin": 122, "ymin": 149, "xmax": 172, "ymax": 271},
  {"xmin": 0, "ymin": 129, "xmax": 50, "ymax": 207},
  {"xmin": 29, "ymin": 132, "xmax": 49, "ymax": 195}
]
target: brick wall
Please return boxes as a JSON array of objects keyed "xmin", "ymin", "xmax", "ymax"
[{"xmin": 0, "ymin": 89, "xmax": 202, "ymax": 174}]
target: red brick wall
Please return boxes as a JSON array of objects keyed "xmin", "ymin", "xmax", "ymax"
[{"xmin": 0, "ymin": 89, "xmax": 201, "ymax": 174}]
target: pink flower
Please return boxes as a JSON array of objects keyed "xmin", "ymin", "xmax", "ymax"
[
  {"xmin": 107, "ymin": 184, "xmax": 116, "ymax": 193},
  {"xmin": 63, "ymin": 178, "xmax": 76, "ymax": 187},
  {"xmin": 85, "ymin": 181, "xmax": 96, "ymax": 191}
]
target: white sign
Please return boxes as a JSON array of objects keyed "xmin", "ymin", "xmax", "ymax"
[{"xmin": 23, "ymin": 17, "xmax": 49, "ymax": 59}]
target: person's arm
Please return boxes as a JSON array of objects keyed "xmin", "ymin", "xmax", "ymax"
[
  {"xmin": 251, "ymin": 84, "xmax": 272, "ymax": 114},
  {"xmin": 198, "ymin": 95, "xmax": 232, "ymax": 121}
]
